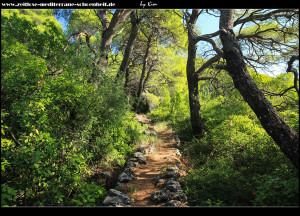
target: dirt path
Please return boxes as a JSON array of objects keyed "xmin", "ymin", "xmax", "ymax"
[{"xmin": 121, "ymin": 114, "xmax": 188, "ymax": 207}]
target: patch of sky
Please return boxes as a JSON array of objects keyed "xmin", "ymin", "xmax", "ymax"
[{"xmin": 195, "ymin": 11, "xmax": 286, "ymax": 77}]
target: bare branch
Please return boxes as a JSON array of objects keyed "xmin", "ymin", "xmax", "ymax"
[
  {"xmin": 47, "ymin": 31, "xmax": 95, "ymax": 67},
  {"xmin": 198, "ymin": 76, "xmax": 218, "ymax": 81},
  {"xmin": 47, "ymin": 32, "xmax": 79, "ymax": 66},
  {"xmin": 173, "ymin": 9, "xmax": 183, "ymax": 19},
  {"xmin": 9, "ymin": 130, "xmax": 21, "ymax": 147},
  {"xmin": 187, "ymin": 24, "xmax": 223, "ymax": 57},
  {"xmin": 261, "ymin": 86, "xmax": 295, "ymax": 98},
  {"xmin": 195, "ymin": 55, "xmax": 221, "ymax": 77},
  {"xmin": 201, "ymin": 30, "xmax": 220, "ymax": 39},
  {"xmin": 234, "ymin": 9, "xmax": 298, "ymax": 27}
]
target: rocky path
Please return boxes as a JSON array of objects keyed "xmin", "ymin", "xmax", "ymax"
[{"xmin": 102, "ymin": 114, "xmax": 189, "ymax": 207}]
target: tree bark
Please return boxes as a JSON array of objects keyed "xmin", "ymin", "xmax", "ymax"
[
  {"xmin": 117, "ymin": 10, "xmax": 140, "ymax": 79},
  {"xmin": 186, "ymin": 9, "xmax": 205, "ymax": 137},
  {"xmin": 219, "ymin": 9, "xmax": 299, "ymax": 169}
]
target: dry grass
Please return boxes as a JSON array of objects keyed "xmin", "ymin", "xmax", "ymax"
[{"xmin": 153, "ymin": 121, "xmax": 169, "ymax": 132}]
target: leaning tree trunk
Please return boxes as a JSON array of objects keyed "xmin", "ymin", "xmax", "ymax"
[
  {"xmin": 219, "ymin": 9, "xmax": 299, "ymax": 169},
  {"xmin": 186, "ymin": 10, "xmax": 205, "ymax": 138}
]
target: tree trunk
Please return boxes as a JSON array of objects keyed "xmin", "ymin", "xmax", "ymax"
[
  {"xmin": 219, "ymin": 9, "xmax": 299, "ymax": 169},
  {"xmin": 124, "ymin": 67, "xmax": 130, "ymax": 91},
  {"xmin": 187, "ymin": 37, "xmax": 205, "ymax": 137},
  {"xmin": 134, "ymin": 34, "xmax": 152, "ymax": 112},
  {"xmin": 117, "ymin": 10, "xmax": 139, "ymax": 79},
  {"xmin": 99, "ymin": 9, "xmax": 133, "ymax": 71},
  {"xmin": 90, "ymin": 9, "xmax": 132, "ymax": 85},
  {"xmin": 186, "ymin": 10, "xmax": 205, "ymax": 137}
]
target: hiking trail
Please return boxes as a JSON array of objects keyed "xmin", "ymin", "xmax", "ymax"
[{"xmin": 120, "ymin": 114, "xmax": 189, "ymax": 207}]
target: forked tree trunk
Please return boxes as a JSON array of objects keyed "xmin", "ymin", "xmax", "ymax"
[
  {"xmin": 98, "ymin": 9, "xmax": 133, "ymax": 72},
  {"xmin": 219, "ymin": 9, "xmax": 299, "ymax": 169}
]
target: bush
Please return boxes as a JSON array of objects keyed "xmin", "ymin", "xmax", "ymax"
[
  {"xmin": 182, "ymin": 138, "xmax": 213, "ymax": 167},
  {"xmin": 184, "ymin": 161, "xmax": 251, "ymax": 206},
  {"xmin": 1, "ymin": 184, "xmax": 17, "ymax": 207},
  {"xmin": 254, "ymin": 176, "xmax": 299, "ymax": 206},
  {"xmin": 70, "ymin": 182, "xmax": 107, "ymax": 206},
  {"xmin": 254, "ymin": 164, "xmax": 299, "ymax": 206}
]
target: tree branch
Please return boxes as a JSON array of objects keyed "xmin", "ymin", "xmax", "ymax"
[
  {"xmin": 9, "ymin": 130, "xmax": 21, "ymax": 147},
  {"xmin": 201, "ymin": 30, "xmax": 221, "ymax": 39},
  {"xmin": 47, "ymin": 32, "xmax": 79, "ymax": 66},
  {"xmin": 198, "ymin": 76, "xmax": 218, "ymax": 81},
  {"xmin": 234, "ymin": 9, "xmax": 298, "ymax": 27},
  {"xmin": 261, "ymin": 86, "xmax": 295, "ymax": 98},
  {"xmin": 215, "ymin": 64, "xmax": 228, "ymax": 71},
  {"xmin": 47, "ymin": 31, "xmax": 95, "ymax": 67},
  {"xmin": 195, "ymin": 54, "xmax": 221, "ymax": 77},
  {"xmin": 187, "ymin": 24, "xmax": 223, "ymax": 57}
]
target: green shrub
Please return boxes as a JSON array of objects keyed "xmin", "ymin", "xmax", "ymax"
[
  {"xmin": 1, "ymin": 184, "xmax": 17, "ymax": 207},
  {"xmin": 70, "ymin": 182, "xmax": 107, "ymax": 206},
  {"xmin": 254, "ymin": 176, "xmax": 299, "ymax": 206},
  {"xmin": 254, "ymin": 164, "xmax": 299, "ymax": 206},
  {"xmin": 184, "ymin": 161, "xmax": 251, "ymax": 206},
  {"xmin": 182, "ymin": 138, "xmax": 213, "ymax": 167}
]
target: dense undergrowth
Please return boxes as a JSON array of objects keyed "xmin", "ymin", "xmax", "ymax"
[
  {"xmin": 1, "ymin": 10, "xmax": 147, "ymax": 206},
  {"xmin": 1, "ymin": 74, "xmax": 146, "ymax": 206}
]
